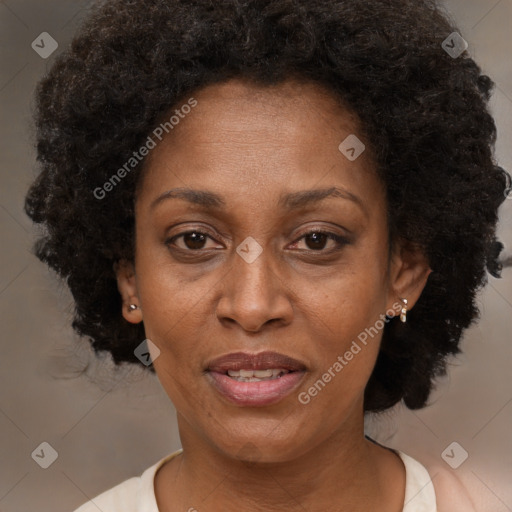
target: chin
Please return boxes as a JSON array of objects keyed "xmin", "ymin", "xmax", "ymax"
[{"xmin": 211, "ymin": 426, "xmax": 311, "ymax": 465}]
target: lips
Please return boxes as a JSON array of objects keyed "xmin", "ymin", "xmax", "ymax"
[
  {"xmin": 205, "ymin": 351, "xmax": 307, "ymax": 407},
  {"xmin": 206, "ymin": 351, "xmax": 307, "ymax": 373}
]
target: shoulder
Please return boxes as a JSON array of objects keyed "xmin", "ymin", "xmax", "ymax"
[
  {"xmin": 416, "ymin": 456, "xmax": 478, "ymax": 512},
  {"xmin": 426, "ymin": 464, "xmax": 478, "ymax": 512},
  {"xmin": 71, "ymin": 449, "xmax": 183, "ymax": 512},
  {"xmin": 396, "ymin": 450, "xmax": 478, "ymax": 512},
  {"xmin": 72, "ymin": 475, "xmax": 142, "ymax": 512}
]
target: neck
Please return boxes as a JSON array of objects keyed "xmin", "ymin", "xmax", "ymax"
[{"xmin": 155, "ymin": 411, "xmax": 404, "ymax": 512}]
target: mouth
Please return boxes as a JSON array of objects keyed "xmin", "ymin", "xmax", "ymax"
[
  {"xmin": 205, "ymin": 351, "xmax": 307, "ymax": 407},
  {"xmin": 224, "ymin": 368, "xmax": 292, "ymax": 382}
]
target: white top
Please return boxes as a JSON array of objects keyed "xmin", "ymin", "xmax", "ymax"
[{"xmin": 73, "ymin": 448, "xmax": 440, "ymax": 512}]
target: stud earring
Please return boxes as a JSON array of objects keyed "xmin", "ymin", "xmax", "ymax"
[
  {"xmin": 399, "ymin": 298, "xmax": 408, "ymax": 323},
  {"xmin": 128, "ymin": 304, "xmax": 139, "ymax": 311}
]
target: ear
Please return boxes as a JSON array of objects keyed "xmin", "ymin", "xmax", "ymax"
[
  {"xmin": 113, "ymin": 259, "xmax": 143, "ymax": 324},
  {"xmin": 386, "ymin": 238, "xmax": 432, "ymax": 316}
]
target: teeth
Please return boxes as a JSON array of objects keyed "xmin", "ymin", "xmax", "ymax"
[
  {"xmin": 226, "ymin": 369, "xmax": 290, "ymax": 380},
  {"xmin": 253, "ymin": 370, "xmax": 273, "ymax": 378}
]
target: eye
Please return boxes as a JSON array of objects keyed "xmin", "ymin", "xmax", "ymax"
[
  {"xmin": 166, "ymin": 230, "xmax": 221, "ymax": 251},
  {"xmin": 290, "ymin": 230, "xmax": 349, "ymax": 252},
  {"xmin": 165, "ymin": 228, "xmax": 350, "ymax": 254}
]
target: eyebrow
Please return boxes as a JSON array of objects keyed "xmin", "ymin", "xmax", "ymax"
[{"xmin": 150, "ymin": 186, "xmax": 366, "ymax": 213}]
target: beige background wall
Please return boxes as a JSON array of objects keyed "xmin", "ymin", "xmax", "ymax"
[{"xmin": 0, "ymin": 1, "xmax": 511, "ymax": 511}]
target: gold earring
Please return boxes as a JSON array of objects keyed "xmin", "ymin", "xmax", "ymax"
[{"xmin": 400, "ymin": 298, "xmax": 408, "ymax": 323}]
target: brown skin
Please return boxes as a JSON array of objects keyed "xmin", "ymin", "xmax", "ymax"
[{"xmin": 115, "ymin": 78, "xmax": 432, "ymax": 511}]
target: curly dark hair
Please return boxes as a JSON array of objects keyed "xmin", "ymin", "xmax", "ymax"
[{"xmin": 24, "ymin": 0, "xmax": 510, "ymax": 413}]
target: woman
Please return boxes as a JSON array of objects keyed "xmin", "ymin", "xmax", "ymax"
[{"xmin": 24, "ymin": 0, "xmax": 510, "ymax": 510}]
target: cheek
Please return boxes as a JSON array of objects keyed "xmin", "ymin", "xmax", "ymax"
[
  {"xmin": 134, "ymin": 237, "xmax": 206, "ymax": 343},
  {"xmin": 297, "ymin": 295, "xmax": 385, "ymax": 427},
  {"xmin": 298, "ymin": 246, "xmax": 389, "ymax": 395},
  {"xmin": 305, "ymin": 250, "xmax": 388, "ymax": 343},
  {"xmin": 140, "ymin": 271, "xmax": 209, "ymax": 414},
  {"xmin": 137, "ymin": 227, "xmax": 389, "ymax": 355}
]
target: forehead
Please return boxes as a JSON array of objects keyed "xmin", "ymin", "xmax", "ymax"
[
  {"xmin": 136, "ymin": 78, "xmax": 382, "ymax": 212},
  {"xmin": 145, "ymin": 78, "xmax": 362, "ymax": 154}
]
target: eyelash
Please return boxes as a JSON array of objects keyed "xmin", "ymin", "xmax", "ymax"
[{"xmin": 165, "ymin": 228, "xmax": 349, "ymax": 254}]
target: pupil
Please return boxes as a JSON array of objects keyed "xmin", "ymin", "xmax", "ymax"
[
  {"xmin": 182, "ymin": 232, "xmax": 328, "ymax": 250},
  {"xmin": 306, "ymin": 232, "xmax": 327, "ymax": 250},
  {"xmin": 184, "ymin": 232, "xmax": 206, "ymax": 250}
]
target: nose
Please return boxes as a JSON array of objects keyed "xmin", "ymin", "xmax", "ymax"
[{"xmin": 215, "ymin": 245, "xmax": 293, "ymax": 333}]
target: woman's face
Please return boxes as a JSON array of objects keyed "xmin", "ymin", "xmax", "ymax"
[{"xmin": 117, "ymin": 78, "xmax": 429, "ymax": 462}]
